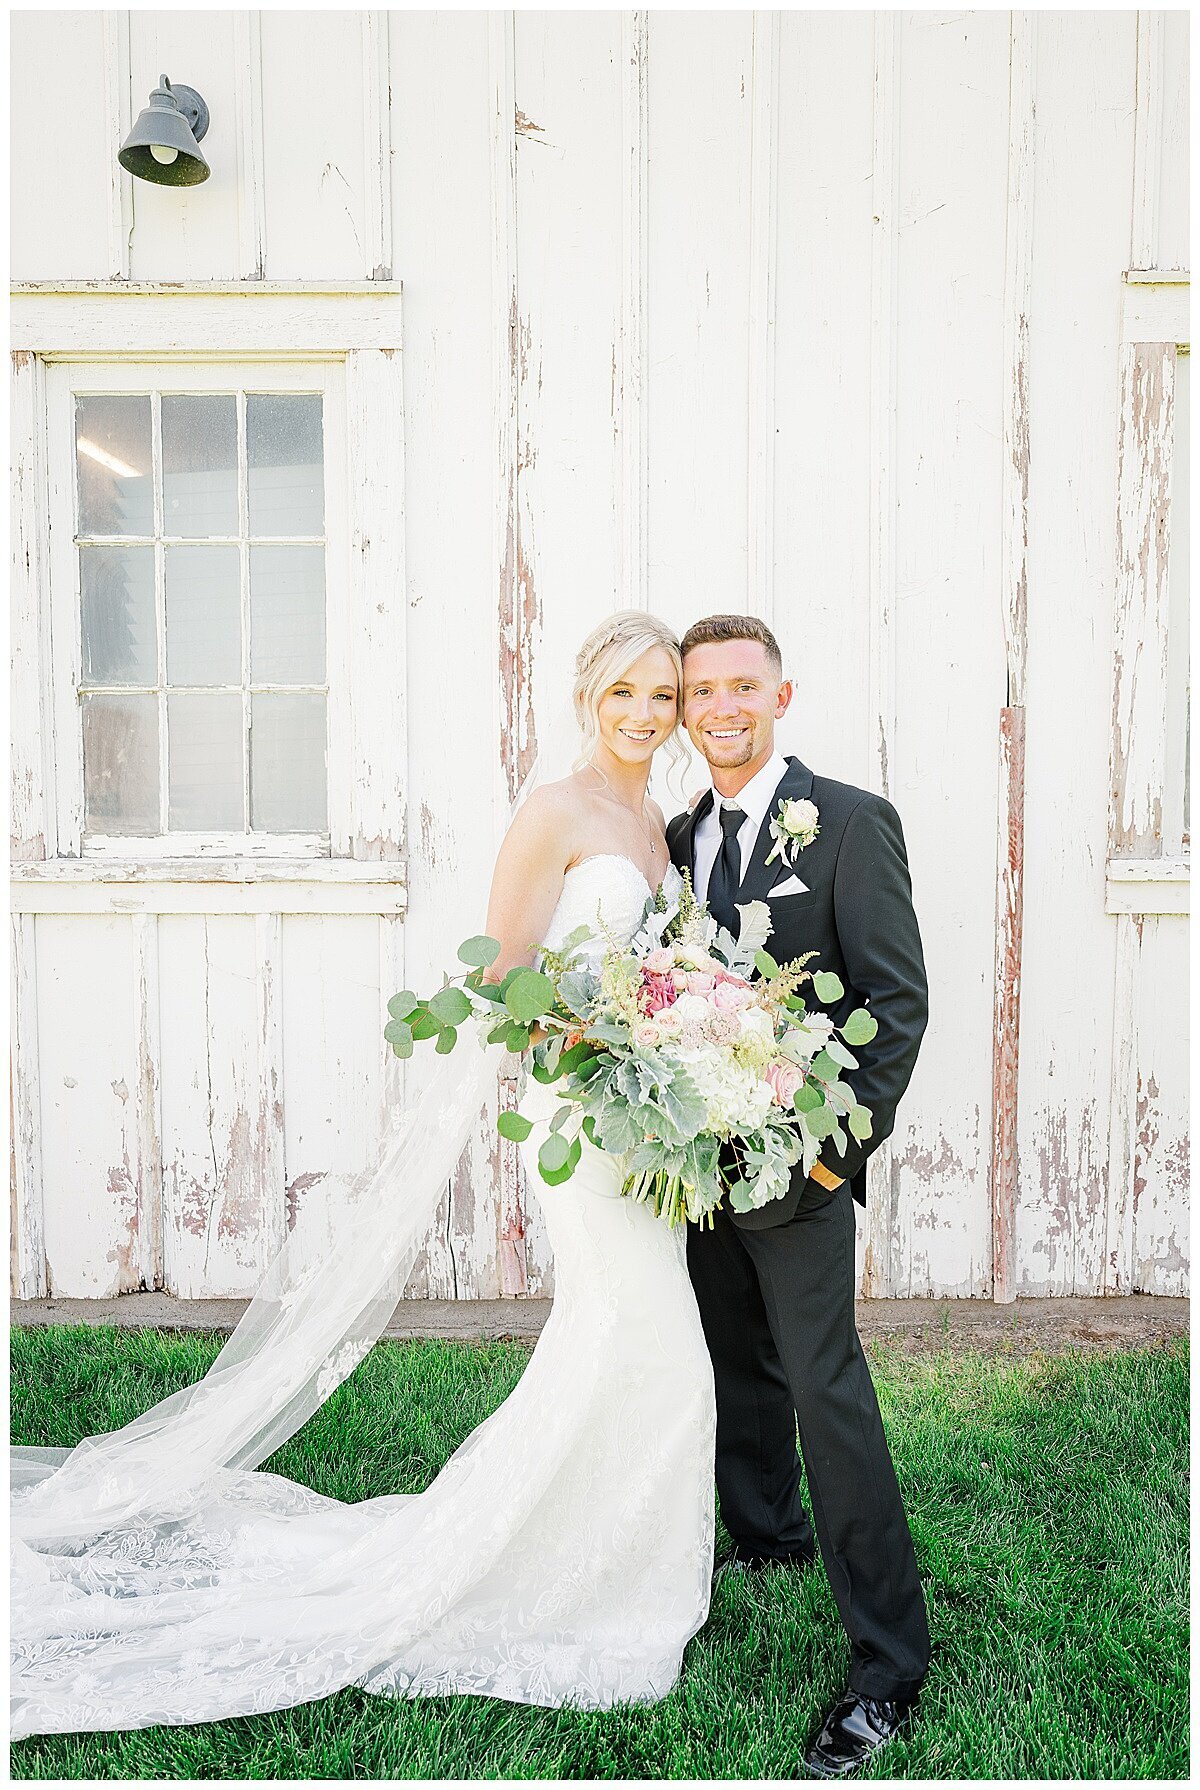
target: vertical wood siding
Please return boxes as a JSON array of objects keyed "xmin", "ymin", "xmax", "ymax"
[{"xmin": 9, "ymin": 10, "xmax": 1189, "ymax": 1299}]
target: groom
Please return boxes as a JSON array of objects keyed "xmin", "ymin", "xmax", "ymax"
[{"xmin": 667, "ymin": 615, "xmax": 931, "ymax": 1780}]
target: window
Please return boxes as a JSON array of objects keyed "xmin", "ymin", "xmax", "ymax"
[{"xmin": 46, "ymin": 359, "xmax": 348, "ymax": 859}]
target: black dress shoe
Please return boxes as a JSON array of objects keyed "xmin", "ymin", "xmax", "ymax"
[{"xmin": 802, "ymin": 1686, "xmax": 917, "ymax": 1778}]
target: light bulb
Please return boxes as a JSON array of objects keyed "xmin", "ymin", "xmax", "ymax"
[{"xmin": 149, "ymin": 143, "xmax": 179, "ymax": 166}]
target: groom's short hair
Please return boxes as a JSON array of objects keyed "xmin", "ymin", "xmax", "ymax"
[{"xmin": 679, "ymin": 614, "xmax": 783, "ymax": 679}]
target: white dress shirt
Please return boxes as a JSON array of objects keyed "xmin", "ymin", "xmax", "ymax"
[{"xmin": 692, "ymin": 749, "xmax": 790, "ymax": 904}]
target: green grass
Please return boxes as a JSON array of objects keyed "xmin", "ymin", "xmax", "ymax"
[{"xmin": 10, "ymin": 1326, "xmax": 1189, "ymax": 1780}]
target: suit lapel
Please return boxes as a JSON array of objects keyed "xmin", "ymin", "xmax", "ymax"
[
  {"xmin": 737, "ymin": 756, "xmax": 815, "ymax": 907},
  {"xmin": 675, "ymin": 788, "xmax": 714, "ymax": 879}
]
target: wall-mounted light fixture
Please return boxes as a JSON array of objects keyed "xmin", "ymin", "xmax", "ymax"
[{"xmin": 118, "ymin": 74, "xmax": 210, "ymax": 186}]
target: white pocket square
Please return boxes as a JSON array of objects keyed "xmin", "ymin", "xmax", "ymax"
[{"xmin": 769, "ymin": 874, "xmax": 810, "ymax": 898}]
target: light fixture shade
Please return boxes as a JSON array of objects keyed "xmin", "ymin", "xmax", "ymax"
[{"xmin": 119, "ymin": 75, "xmax": 210, "ymax": 187}]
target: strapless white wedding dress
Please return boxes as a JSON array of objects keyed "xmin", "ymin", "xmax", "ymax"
[{"xmin": 11, "ymin": 854, "xmax": 715, "ymax": 1736}]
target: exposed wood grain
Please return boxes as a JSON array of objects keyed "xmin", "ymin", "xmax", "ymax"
[
  {"xmin": 10, "ymin": 348, "xmax": 53, "ymax": 861},
  {"xmin": 1110, "ymin": 342, "xmax": 1176, "ymax": 854},
  {"xmin": 991, "ymin": 708, "xmax": 1025, "ymax": 1304},
  {"xmin": 991, "ymin": 14, "xmax": 1036, "ymax": 1305},
  {"xmin": 132, "ymin": 912, "xmax": 163, "ymax": 1289}
]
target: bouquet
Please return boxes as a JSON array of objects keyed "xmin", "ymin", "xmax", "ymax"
[{"xmin": 385, "ymin": 874, "xmax": 877, "ymax": 1226}]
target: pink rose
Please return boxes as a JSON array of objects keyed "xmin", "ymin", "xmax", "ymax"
[
  {"xmin": 643, "ymin": 947, "xmax": 674, "ymax": 974},
  {"xmin": 712, "ymin": 980, "xmax": 754, "ymax": 1013},
  {"xmin": 639, "ymin": 972, "xmax": 678, "ymax": 1015},
  {"xmin": 686, "ymin": 971, "xmax": 717, "ymax": 997},
  {"xmin": 765, "ymin": 1060, "xmax": 805, "ymax": 1107},
  {"xmin": 671, "ymin": 968, "xmax": 690, "ymax": 990},
  {"xmin": 633, "ymin": 1020, "xmax": 661, "ymax": 1049}
]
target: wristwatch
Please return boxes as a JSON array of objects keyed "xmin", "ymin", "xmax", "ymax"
[{"xmin": 809, "ymin": 1159, "xmax": 845, "ymax": 1192}]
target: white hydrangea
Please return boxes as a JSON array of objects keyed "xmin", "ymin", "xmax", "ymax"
[{"xmin": 674, "ymin": 1045, "xmax": 776, "ymax": 1138}]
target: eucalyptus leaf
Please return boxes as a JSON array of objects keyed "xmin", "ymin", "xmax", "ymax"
[
  {"xmin": 841, "ymin": 1007, "xmax": 879, "ymax": 1046},
  {"xmin": 539, "ymin": 1134, "xmax": 582, "ymax": 1186},
  {"xmin": 504, "ymin": 968, "xmax": 557, "ymax": 1025},
  {"xmin": 435, "ymin": 1025, "xmax": 457, "ymax": 1055},
  {"xmin": 410, "ymin": 1010, "xmax": 441, "ymax": 1043},
  {"xmin": 824, "ymin": 1037, "xmax": 859, "ymax": 1071},
  {"xmin": 549, "ymin": 1105, "xmax": 574, "ymax": 1134},
  {"xmin": 458, "ymin": 934, "xmax": 501, "ymax": 969},
  {"xmin": 848, "ymin": 1104, "xmax": 873, "ymax": 1141},
  {"xmin": 538, "ymin": 1132, "xmax": 570, "ymax": 1174},
  {"xmin": 505, "ymin": 1022, "xmax": 531, "ymax": 1053},
  {"xmin": 808, "ymin": 1047, "xmax": 841, "ymax": 1083},
  {"xmin": 801, "ymin": 1103, "xmax": 838, "ymax": 1140},
  {"xmin": 792, "ymin": 1082, "xmax": 823, "ymax": 1113},
  {"xmin": 497, "ymin": 1110, "xmax": 533, "ymax": 1142},
  {"xmin": 812, "ymin": 970, "xmax": 845, "ymax": 1004},
  {"xmin": 383, "ymin": 1017, "xmax": 412, "ymax": 1048},
  {"xmin": 429, "ymin": 986, "xmax": 472, "ymax": 1026},
  {"xmin": 754, "ymin": 949, "xmax": 780, "ymax": 979},
  {"xmin": 387, "ymin": 990, "xmax": 419, "ymax": 1021}
]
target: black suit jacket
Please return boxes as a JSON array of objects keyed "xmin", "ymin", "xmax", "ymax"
[{"xmin": 666, "ymin": 755, "xmax": 928, "ymax": 1228}]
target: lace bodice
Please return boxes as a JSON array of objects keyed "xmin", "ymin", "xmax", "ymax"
[{"xmin": 541, "ymin": 854, "xmax": 683, "ymax": 969}]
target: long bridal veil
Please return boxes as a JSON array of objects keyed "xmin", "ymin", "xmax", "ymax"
[{"xmin": 10, "ymin": 716, "xmax": 572, "ymax": 1738}]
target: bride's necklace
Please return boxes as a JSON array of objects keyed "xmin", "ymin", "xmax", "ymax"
[{"xmin": 586, "ymin": 764, "xmax": 661, "ymax": 865}]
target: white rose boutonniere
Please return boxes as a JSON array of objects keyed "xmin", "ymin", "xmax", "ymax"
[{"xmin": 764, "ymin": 796, "xmax": 820, "ymax": 868}]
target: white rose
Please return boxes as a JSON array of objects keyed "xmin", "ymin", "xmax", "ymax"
[
  {"xmin": 738, "ymin": 1006, "xmax": 775, "ymax": 1042},
  {"xmin": 671, "ymin": 992, "xmax": 711, "ymax": 1025},
  {"xmin": 783, "ymin": 798, "xmax": 819, "ymax": 834}
]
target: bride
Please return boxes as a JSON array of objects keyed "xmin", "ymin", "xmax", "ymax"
[{"xmin": 11, "ymin": 611, "xmax": 717, "ymax": 1737}]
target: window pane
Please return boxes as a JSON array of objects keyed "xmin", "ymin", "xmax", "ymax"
[
  {"xmin": 75, "ymin": 395, "xmax": 153, "ymax": 536},
  {"xmin": 165, "ymin": 545, "xmax": 242, "ymax": 686},
  {"xmin": 250, "ymin": 693, "xmax": 327, "ymax": 831},
  {"xmin": 250, "ymin": 545, "xmax": 326, "ymax": 684},
  {"xmin": 161, "ymin": 395, "xmax": 238, "ymax": 537},
  {"xmin": 80, "ymin": 545, "xmax": 156, "ymax": 685},
  {"xmin": 168, "ymin": 692, "xmax": 244, "ymax": 829},
  {"xmin": 82, "ymin": 693, "xmax": 159, "ymax": 833},
  {"xmin": 247, "ymin": 395, "xmax": 323, "ymax": 536}
]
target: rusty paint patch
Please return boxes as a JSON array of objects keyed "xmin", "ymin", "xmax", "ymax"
[
  {"xmin": 215, "ymin": 1108, "xmax": 258, "ymax": 1242},
  {"xmin": 111, "ymin": 1078, "xmax": 129, "ymax": 1104},
  {"xmin": 991, "ymin": 705, "xmax": 1025, "ymax": 1302},
  {"xmin": 514, "ymin": 109, "xmax": 545, "ymax": 140},
  {"xmin": 12, "ymin": 349, "xmax": 33, "ymax": 370}
]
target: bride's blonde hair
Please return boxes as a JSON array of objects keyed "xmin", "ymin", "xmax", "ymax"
[{"xmin": 571, "ymin": 610, "xmax": 688, "ymax": 785}]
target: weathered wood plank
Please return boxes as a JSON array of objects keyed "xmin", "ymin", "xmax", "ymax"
[
  {"xmin": 10, "ymin": 914, "xmax": 47, "ymax": 1298},
  {"xmin": 10, "ymin": 348, "xmax": 54, "ymax": 862},
  {"xmin": 36, "ymin": 916, "xmax": 142, "ymax": 1297},
  {"xmin": 991, "ymin": 14, "xmax": 1036, "ymax": 1305},
  {"xmin": 1018, "ymin": 10, "xmax": 1139, "ymax": 1295}
]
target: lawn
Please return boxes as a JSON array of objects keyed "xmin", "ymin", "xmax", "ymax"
[{"xmin": 10, "ymin": 1325, "xmax": 1189, "ymax": 1780}]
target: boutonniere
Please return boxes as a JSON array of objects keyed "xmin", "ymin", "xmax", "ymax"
[{"xmin": 764, "ymin": 796, "xmax": 820, "ymax": 868}]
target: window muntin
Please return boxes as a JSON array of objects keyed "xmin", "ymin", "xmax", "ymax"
[{"xmin": 74, "ymin": 387, "xmax": 329, "ymax": 841}]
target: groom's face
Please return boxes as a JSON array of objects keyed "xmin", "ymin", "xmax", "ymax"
[{"xmin": 681, "ymin": 639, "xmax": 792, "ymax": 774}]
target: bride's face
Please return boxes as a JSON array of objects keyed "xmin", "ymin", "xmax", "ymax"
[{"xmin": 594, "ymin": 646, "xmax": 680, "ymax": 765}]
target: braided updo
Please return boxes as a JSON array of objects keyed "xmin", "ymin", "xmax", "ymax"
[{"xmin": 571, "ymin": 610, "xmax": 687, "ymax": 780}]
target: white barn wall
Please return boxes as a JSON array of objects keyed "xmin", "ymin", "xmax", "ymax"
[{"xmin": 9, "ymin": 10, "xmax": 1189, "ymax": 1300}]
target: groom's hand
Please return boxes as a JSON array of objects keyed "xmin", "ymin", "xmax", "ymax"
[{"xmin": 809, "ymin": 1159, "xmax": 845, "ymax": 1191}]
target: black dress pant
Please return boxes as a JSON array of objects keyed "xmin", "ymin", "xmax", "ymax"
[{"xmin": 687, "ymin": 1180, "xmax": 930, "ymax": 1700}]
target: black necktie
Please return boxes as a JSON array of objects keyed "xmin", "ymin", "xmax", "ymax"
[{"xmin": 706, "ymin": 804, "xmax": 745, "ymax": 936}]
